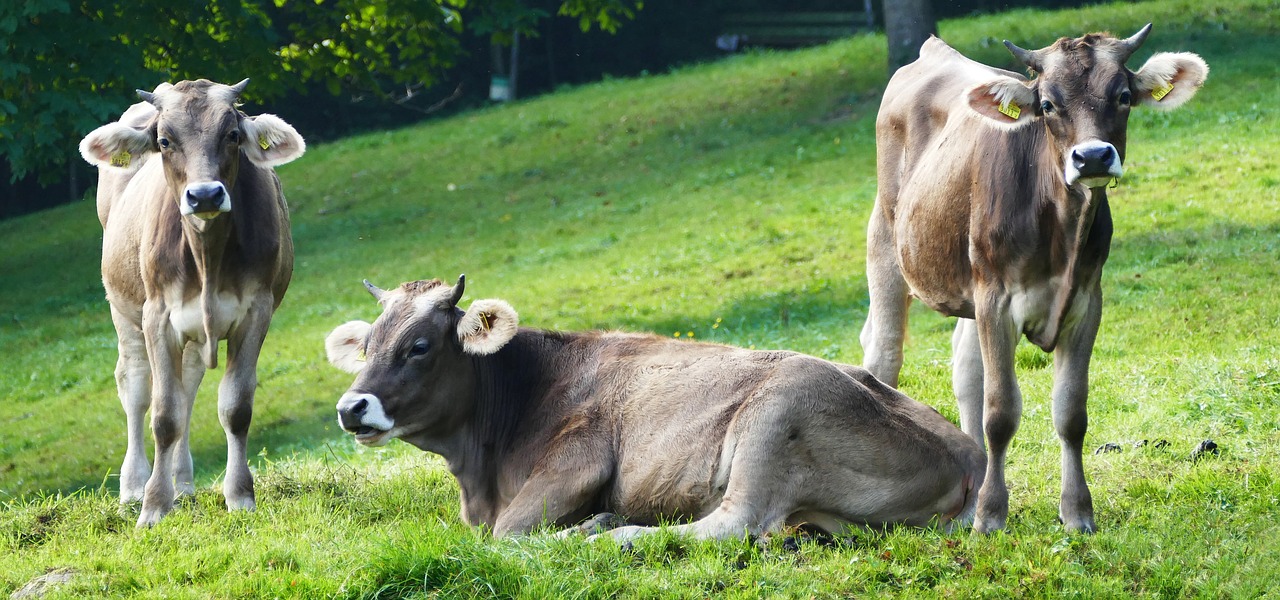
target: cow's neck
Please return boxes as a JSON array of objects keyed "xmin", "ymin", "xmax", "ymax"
[
  {"xmin": 416, "ymin": 329, "xmax": 579, "ymax": 527},
  {"xmin": 1034, "ymin": 184, "xmax": 1105, "ymax": 350},
  {"xmin": 180, "ymin": 213, "xmax": 234, "ymax": 369}
]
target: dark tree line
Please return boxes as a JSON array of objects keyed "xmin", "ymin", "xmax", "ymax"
[{"xmin": 1, "ymin": 0, "xmax": 1106, "ymax": 218}]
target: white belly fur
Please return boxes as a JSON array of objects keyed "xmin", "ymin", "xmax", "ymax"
[
  {"xmin": 1009, "ymin": 278, "xmax": 1090, "ymax": 339},
  {"xmin": 168, "ymin": 291, "xmax": 255, "ymax": 344}
]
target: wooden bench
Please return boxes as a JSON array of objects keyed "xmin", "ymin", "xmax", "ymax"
[{"xmin": 718, "ymin": 10, "xmax": 873, "ymax": 50}]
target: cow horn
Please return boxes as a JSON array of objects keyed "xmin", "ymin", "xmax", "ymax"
[
  {"xmin": 1003, "ymin": 39, "xmax": 1043, "ymax": 73},
  {"xmin": 448, "ymin": 274, "xmax": 466, "ymax": 307},
  {"xmin": 136, "ymin": 89, "xmax": 156, "ymax": 105},
  {"xmin": 362, "ymin": 279, "xmax": 386, "ymax": 302},
  {"xmin": 229, "ymin": 78, "xmax": 250, "ymax": 97},
  {"xmin": 1116, "ymin": 23, "xmax": 1152, "ymax": 62}
]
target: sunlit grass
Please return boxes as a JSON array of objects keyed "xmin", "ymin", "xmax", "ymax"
[{"xmin": 1, "ymin": 0, "xmax": 1278, "ymax": 596}]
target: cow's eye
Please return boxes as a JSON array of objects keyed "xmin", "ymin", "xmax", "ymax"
[
  {"xmin": 1118, "ymin": 90, "xmax": 1132, "ymax": 105},
  {"xmin": 1040, "ymin": 100, "xmax": 1055, "ymax": 114},
  {"xmin": 408, "ymin": 339, "xmax": 430, "ymax": 358},
  {"xmin": 228, "ymin": 130, "xmax": 241, "ymax": 144},
  {"xmin": 158, "ymin": 138, "xmax": 170, "ymax": 149}
]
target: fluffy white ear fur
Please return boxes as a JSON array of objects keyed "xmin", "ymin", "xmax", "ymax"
[
  {"xmin": 1132, "ymin": 52, "xmax": 1208, "ymax": 110},
  {"xmin": 326, "ymin": 320, "xmax": 373, "ymax": 374},
  {"xmin": 965, "ymin": 76, "xmax": 1039, "ymax": 130},
  {"xmin": 457, "ymin": 299, "xmax": 519, "ymax": 356},
  {"xmin": 78, "ymin": 121, "xmax": 155, "ymax": 170},
  {"xmin": 241, "ymin": 114, "xmax": 306, "ymax": 167}
]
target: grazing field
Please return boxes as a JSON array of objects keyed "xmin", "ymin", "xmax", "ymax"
[{"xmin": 2, "ymin": 0, "xmax": 1278, "ymax": 596}]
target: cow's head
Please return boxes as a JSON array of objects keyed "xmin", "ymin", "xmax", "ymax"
[
  {"xmin": 79, "ymin": 79, "xmax": 305, "ymax": 222},
  {"xmin": 325, "ymin": 275, "xmax": 519, "ymax": 446},
  {"xmin": 964, "ymin": 24, "xmax": 1207, "ymax": 188}
]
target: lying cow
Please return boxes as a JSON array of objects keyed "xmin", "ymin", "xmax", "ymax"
[
  {"xmin": 326, "ymin": 275, "xmax": 985, "ymax": 540},
  {"xmin": 79, "ymin": 79, "xmax": 305, "ymax": 526},
  {"xmin": 860, "ymin": 25, "xmax": 1207, "ymax": 532}
]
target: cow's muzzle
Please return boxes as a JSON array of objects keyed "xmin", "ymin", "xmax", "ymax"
[
  {"xmin": 181, "ymin": 181, "xmax": 231, "ymax": 219},
  {"xmin": 1065, "ymin": 141, "xmax": 1123, "ymax": 188},
  {"xmin": 336, "ymin": 392, "xmax": 394, "ymax": 444}
]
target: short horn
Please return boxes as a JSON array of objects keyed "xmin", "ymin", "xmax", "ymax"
[
  {"xmin": 230, "ymin": 78, "xmax": 250, "ymax": 96},
  {"xmin": 1116, "ymin": 23, "xmax": 1152, "ymax": 62},
  {"xmin": 448, "ymin": 274, "xmax": 466, "ymax": 307},
  {"xmin": 1003, "ymin": 39, "xmax": 1042, "ymax": 73},
  {"xmin": 136, "ymin": 89, "xmax": 156, "ymax": 104},
  {"xmin": 362, "ymin": 279, "xmax": 386, "ymax": 302}
]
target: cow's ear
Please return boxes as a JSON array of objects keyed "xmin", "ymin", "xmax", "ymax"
[
  {"xmin": 326, "ymin": 320, "xmax": 373, "ymax": 374},
  {"xmin": 965, "ymin": 76, "xmax": 1038, "ymax": 129},
  {"xmin": 79, "ymin": 118, "xmax": 157, "ymax": 171},
  {"xmin": 241, "ymin": 114, "xmax": 306, "ymax": 167},
  {"xmin": 457, "ymin": 299, "xmax": 518, "ymax": 356},
  {"xmin": 1132, "ymin": 52, "xmax": 1208, "ymax": 110}
]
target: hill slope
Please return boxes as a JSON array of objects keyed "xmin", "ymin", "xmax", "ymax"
[{"xmin": 2, "ymin": 0, "xmax": 1279, "ymax": 596}]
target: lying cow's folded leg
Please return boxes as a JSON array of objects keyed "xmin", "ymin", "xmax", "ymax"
[{"xmin": 492, "ymin": 439, "xmax": 614, "ymax": 537}]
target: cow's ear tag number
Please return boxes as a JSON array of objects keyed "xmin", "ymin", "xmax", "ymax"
[
  {"xmin": 998, "ymin": 100, "xmax": 1021, "ymax": 120},
  {"xmin": 110, "ymin": 150, "xmax": 131, "ymax": 168},
  {"xmin": 258, "ymin": 134, "xmax": 270, "ymax": 150},
  {"xmin": 1151, "ymin": 80, "xmax": 1175, "ymax": 102}
]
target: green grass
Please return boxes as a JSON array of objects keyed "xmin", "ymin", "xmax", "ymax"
[{"xmin": 3, "ymin": 0, "xmax": 1279, "ymax": 596}]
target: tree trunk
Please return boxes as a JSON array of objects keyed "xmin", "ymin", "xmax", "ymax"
[{"xmin": 884, "ymin": 0, "xmax": 937, "ymax": 73}]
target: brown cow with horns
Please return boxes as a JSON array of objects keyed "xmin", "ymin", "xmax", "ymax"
[
  {"xmin": 79, "ymin": 79, "xmax": 305, "ymax": 526},
  {"xmin": 326, "ymin": 275, "xmax": 986, "ymax": 540},
  {"xmin": 860, "ymin": 25, "xmax": 1207, "ymax": 532}
]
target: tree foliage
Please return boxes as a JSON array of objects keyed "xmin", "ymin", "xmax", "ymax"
[{"xmin": 0, "ymin": 0, "xmax": 641, "ymax": 184}]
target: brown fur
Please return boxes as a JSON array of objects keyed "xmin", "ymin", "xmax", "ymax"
[
  {"xmin": 861, "ymin": 27, "xmax": 1205, "ymax": 533},
  {"xmin": 85, "ymin": 79, "xmax": 303, "ymax": 526},
  {"xmin": 329, "ymin": 279, "xmax": 986, "ymax": 540}
]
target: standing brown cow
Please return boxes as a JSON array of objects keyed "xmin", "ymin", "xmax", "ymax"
[
  {"xmin": 860, "ymin": 26, "xmax": 1206, "ymax": 532},
  {"xmin": 79, "ymin": 79, "xmax": 305, "ymax": 526}
]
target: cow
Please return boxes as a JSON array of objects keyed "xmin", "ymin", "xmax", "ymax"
[
  {"xmin": 78, "ymin": 79, "xmax": 305, "ymax": 526},
  {"xmin": 324, "ymin": 275, "xmax": 986, "ymax": 541},
  {"xmin": 859, "ymin": 25, "xmax": 1207, "ymax": 533}
]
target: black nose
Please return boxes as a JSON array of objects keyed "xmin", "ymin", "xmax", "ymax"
[
  {"xmin": 337, "ymin": 397, "xmax": 368, "ymax": 430},
  {"xmin": 185, "ymin": 182, "xmax": 225, "ymax": 212},
  {"xmin": 1072, "ymin": 145, "xmax": 1115, "ymax": 175}
]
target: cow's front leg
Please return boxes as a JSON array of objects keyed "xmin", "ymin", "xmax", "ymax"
[
  {"xmin": 173, "ymin": 343, "xmax": 207, "ymax": 498},
  {"xmin": 973, "ymin": 294, "xmax": 1021, "ymax": 534},
  {"xmin": 218, "ymin": 295, "xmax": 273, "ymax": 512},
  {"xmin": 110, "ymin": 306, "xmax": 151, "ymax": 504},
  {"xmin": 492, "ymin": 439, "xmax": 613, "ymax": 537},
  {"xmin": 861, "ymin": 201, "xmax": 911, "ymax": 387},
  {"xmin": 139, "ymin": 302, "xmax": 187, "ymax": 526},
  {"xmin": 1052, "ymin": 289, "xmax": 1101, "ymax": 532}
]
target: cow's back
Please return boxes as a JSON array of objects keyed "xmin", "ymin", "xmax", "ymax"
[{"xmin": 875, "ymin": 38, "xmax": 1032, "ymax": 315}]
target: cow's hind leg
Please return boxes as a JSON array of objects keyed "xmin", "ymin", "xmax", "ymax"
[
  {"xmin": 952, "ymin": 318, "xmax": 985, "ymax": 449},
  {"xmin": 218, "ymin": 296, "xmax": 274, "ymax": 512},
  {"xmin": 861, "ymin": 200, "xmax": 911, "ymax": 387},
  {"xmin": 1052, "ymin": 290, "xmax": 1101, "ymax": 533},
  {"xmin": 173, "ymin": 343, "xmax": 206, "ymax": 498},
  {"xmin": 111, "ymin": 306, "xmax": 151, "ymax": 504}
]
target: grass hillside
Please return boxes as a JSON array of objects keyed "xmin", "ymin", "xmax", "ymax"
[{"xmin": 3, "ymin": 0, "xmax": 1279, "ymax": 596}]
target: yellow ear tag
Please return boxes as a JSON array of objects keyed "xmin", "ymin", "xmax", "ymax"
[
  {"xmin": 479, "ymin": 312, "xmax": 491, "ymax": 332},
  {"xmin": 109, "ymin": 150, "xmax": 131, "ymax": 168},
  {"xmin": 1151, "ymin": 80, "xmax": 1175, "ymax": 102},
  {"xmin": 257, "ymin": 134, "xmax": 270, "ymax": 150},
  {"xmin": 997, "ymin": 100, "xmax": 1021, "ymax": 120},
  {"xmin": 356, "ymin": 347, "xmax": 367, "ymax": 362}
]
